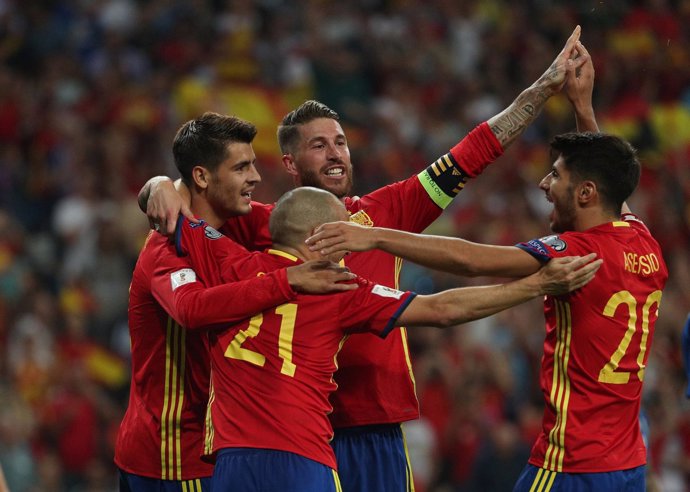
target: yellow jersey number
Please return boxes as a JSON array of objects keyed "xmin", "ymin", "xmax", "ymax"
[
  {"xmin": 224, "ymin": 303, "xmax": 298, "ymax": 377},
  {"xmin": 598, "ymin": 290, "xmax": 662, "ymax": 384}
]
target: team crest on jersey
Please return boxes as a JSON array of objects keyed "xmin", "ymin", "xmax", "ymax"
[
  {"xmin": 539, "ymin": 235, "xmax": 567, "ymax": 252},
  {"xmin": 204, "ymin": 226, "xmax": 223, "ymax": 240},
  {"xmin": 349, "ymin": 210, "xmax": 373, "ymax": 227},
  {"xmin": 372, "ymin": 284, "xmax": 404, "ymax": 299}
]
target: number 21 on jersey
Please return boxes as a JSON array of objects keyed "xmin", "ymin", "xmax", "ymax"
[{"xmin": 224, "ymin": 303, "xmax": 298, "ymax": 377}]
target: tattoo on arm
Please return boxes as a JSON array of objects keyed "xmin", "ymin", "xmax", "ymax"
[{"xmin": 489, "ymin": 85, "xmax": 552, "ymax": 148}]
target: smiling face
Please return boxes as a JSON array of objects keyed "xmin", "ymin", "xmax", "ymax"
[
  {"xmin": 284, "ymin": 117, "xmax": 353, "ymax": 198},
  {"xmin": 204, "ymin": 142, "xmax": 260, "ymax": 220},
  {"xmin": 539, "ymin": 156, "xmax": 578, "ymax": 233}
]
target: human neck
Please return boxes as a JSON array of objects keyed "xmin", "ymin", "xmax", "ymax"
[
  {"xmin": 272, "ymin": 243, "xmax": 312, "ymax": 262},
  {"xmin": 190, "ymin": 195, "xmax": 225, "ymax": 229},
  {"xmin": 574, "ymin": 207, "xmax": 619, "ymax": 232}
]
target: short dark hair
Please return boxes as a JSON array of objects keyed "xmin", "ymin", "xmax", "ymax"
[
  {"xmin": 550, "ymin": 132, "xmax": 640, "ymax": 214},
  {"xmin": 173, "ymin": 112, "xmax": 257, "ymax": 184},
  {"xmin": 277, "ymin": 100, "xmax": 339, "ymax": 154},
  {"xmin": 269, "ymin": 187, "xmax": 345, "ymax": 248}
]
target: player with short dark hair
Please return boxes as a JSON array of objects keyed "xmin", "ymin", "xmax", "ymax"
[
  {"xmin": 140, "ymin": 26, "xmax": 589, "ymax": 492},
  {"xmin": 115, "ymin": 113, "xmax": 355, "ymax": 492},
  {"xmin": 305, "ymin": 48, "xmax": 669, "ymax": 492},
  {"xmin": 170, "ymin": 185, "xmax": 600, "ymax": 492}
]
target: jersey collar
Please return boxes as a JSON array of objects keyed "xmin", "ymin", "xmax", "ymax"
[{"xmin": 266, "ymin": 248, "xmax": 301, "ymax": 263}]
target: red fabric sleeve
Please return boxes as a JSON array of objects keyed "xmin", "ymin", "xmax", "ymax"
[
  {"xmin": 151, "ymin": 248, "xmax": 296, "ymax": 330},
  {"xmin": 449, "ymin": 122, "xmax": 504, "ymax": 178}
]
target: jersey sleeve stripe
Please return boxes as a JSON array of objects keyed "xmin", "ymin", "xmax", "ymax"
[
  {"xmin": 381, "ymin": 293, "xmax": 418, "ymax": 338},
  {"xmin": 174, "ymin": 215, "xmax": 186, "ymax": 257}
]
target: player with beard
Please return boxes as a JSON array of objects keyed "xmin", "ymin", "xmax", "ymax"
[
  {"xmin": 116, "ymin": 113, "xmax": 355, "ymax": 492},
  {"xmin": 177, "ymin": 186, "xmax": 600, "ymax": 492},
  {"xmin": 305, "ymin": 46, "xmax": 669, "ymax": 492},
  {"xmin": 140, "ymin": 26, "xmax": 590, "ymax": 492}
]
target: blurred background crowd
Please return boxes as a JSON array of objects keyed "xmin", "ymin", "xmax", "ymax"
[{"xmin": 1, "ymin": 0, "xmax": 689, "ymax": 491}]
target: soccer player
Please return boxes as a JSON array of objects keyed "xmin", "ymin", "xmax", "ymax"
[
  {"xmin": 115, "ymin": 113, "xmax": 357, "ymax": 492},
  {"xmin": 305, "ymin": 50, "xmax": 669, "ymax": 492},
  {"xmin": 172, "ymin": 185, "xmax": 600, "ymax": 492},
  {"xmin": 140, "ymin": 26, "xmax": 589, "ymax": 491}
]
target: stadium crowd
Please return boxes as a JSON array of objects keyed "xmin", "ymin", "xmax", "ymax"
[{"xmin": 0, "ymin": 0, "xmax": 689, "ymax": 491}]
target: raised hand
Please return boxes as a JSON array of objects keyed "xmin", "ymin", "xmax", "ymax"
[
  {"xmin": 565, "ymin": 40, "xmax": 599, "ymax": 132},
  {"xmin": 537, "ymin": 25, "xmax": 585, "ymax": 94},
  {"xmin": 488, "ymin": 25, "xmax": 588, "ymax": 149}
]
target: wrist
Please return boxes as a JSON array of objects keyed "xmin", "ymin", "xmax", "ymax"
[
  {"xmin": 283, "ymin": 267, "xmax": 300, "ymax": 295},
  {"xmin": 524, "ymin": 271, "xmax": 546, "ymax": 297},
  {"xmin": 371, "ymin": 228, "xmax": 384, "ymax": 249},
  {"xmin": 532, "ymin": 79, "xmax": 557, "ymax": 100}
]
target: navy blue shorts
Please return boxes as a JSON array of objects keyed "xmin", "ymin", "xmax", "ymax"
[
  {"xmin": 513, "ymin": 463, "xmax": 646, "ymax": 492},
  {"xmin": 210, "ymin": 448, "xmax": 341, "ymax": 492},
  {"xmin": 331, "ymin": 423, "xmax": 414, "ymax": 492},
  {"xmin": 119, "ymin": 469, "xmax": 211, "ymax": 492}
]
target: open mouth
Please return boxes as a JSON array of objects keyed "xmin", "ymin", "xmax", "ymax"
[{"xmin": 324, "ymin": 166, "xmax": 345, "ymax": 178}]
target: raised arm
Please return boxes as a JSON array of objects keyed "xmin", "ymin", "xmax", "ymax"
[
  {"xmin": 488, "ymin": 25, "xmax": 585, "ymax": 149},
  {"xmin": 307, "ymin": 222, "xmax": 541, "ymax": 277},
  {"xmin": 138, "ymin": 176, "xmax": 195, "ymax": 236},
  {"xmin": 398, "ymin": 253, "xmax": 601, "ymax": 328},
  {"xmin": 563, "ymin": 41, "xmax": 632, "ymax": 215},
  {"xmin": 564, "ymin": 40, "xmax": 598, "ymax": 133}
]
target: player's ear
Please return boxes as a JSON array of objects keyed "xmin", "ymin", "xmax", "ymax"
[
  {"xmin": 282, "ymin": 154, "xmax": 298, "ymax": 176},
  {"xmin": 192, "ymin": 166, "xmax": 210, "ymax": 190},
  {"xmin": 577, "ymin": 180, "xmax": 596, "ymax": 204}
]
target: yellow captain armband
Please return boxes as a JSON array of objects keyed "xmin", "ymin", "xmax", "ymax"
[{"xmin": 417, "ymin": 153, "xmax": 469, "ymax": 209}]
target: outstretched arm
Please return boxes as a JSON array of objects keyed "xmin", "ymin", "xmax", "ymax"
[
  {"xmin": 488, "ymin": 25, "xmax": 585, "ymax": 149},
  {"xmin": 398, "ymin": 253, "xmax": 601, "ymax": 328},
  {"xmin": 154, "ymin": 258, "xmax": 357, "ymax": 330},
  {"xmin": 446, "ymin": 26, "xmax": 587, "ymax": 182},
  {"xmin": 307, "ymin": 222, "xmax": 542, "ymax": 277}
]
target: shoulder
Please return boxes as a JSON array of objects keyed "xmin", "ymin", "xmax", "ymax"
[
  {"xmin": 177, "ymin": 218, "xmax": 248, "ymax": 257},
  {"xmin": 517, "ymin": 231, "xmax": 592, "ymax": 260},
  {"xmin": 221, "ymin": 201, "xmax": 274, "ymax": 225}
]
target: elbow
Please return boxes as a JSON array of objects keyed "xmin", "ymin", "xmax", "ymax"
[
  {"xmin": 445, "ymin": 253, "xmax": 482, "ymax": 277},
  {"xmin": 174, "ymin": 310, "xmax": 199, "ymax": 330},
  {"xmin": 453, "ymin": 262, "xmax": 483, "ymax": 277},
  {"xmin": 172, "ymin": 294, "xmax": 205, "ymax": 330}
]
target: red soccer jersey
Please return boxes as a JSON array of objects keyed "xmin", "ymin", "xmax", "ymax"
[
  {"xmin": 223, "ymin": 122, "xmax": 503, "ymax": 427},
  {"xmin": 194, "ymin": 248, "xmax": 416, "ymax": 468},
  {"xmin": 516, "ymin": 214, "xmax": 668, "ymax": 472},
  {"xmin": 115, "ymin": 225, "xmax": 298, "ymax": 480}
]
